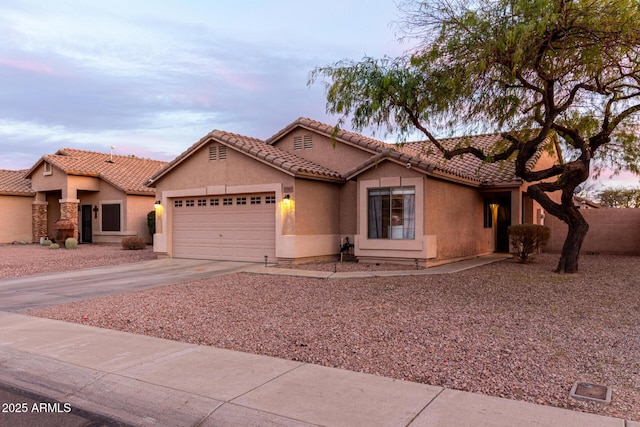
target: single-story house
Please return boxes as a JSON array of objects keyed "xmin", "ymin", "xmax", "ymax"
[
  {"xmin": 148, "ymin": 117, "xmax": 558, "ymax": 265},
  {"xmin": 0, "ymin": 169, "xmax": 35, "ymax": 243},
  {"xmin": 20, "ymin": 148, "xmax": 168, "ymax": 244}
]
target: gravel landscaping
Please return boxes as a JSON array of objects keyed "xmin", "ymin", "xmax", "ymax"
[
  {"xmin": 0, "ymin": 243, "xmax": 157, "ymax": 279},
  {"xmin": 7, "ymin": 244, "xmax": 639, "ymax": 421}
]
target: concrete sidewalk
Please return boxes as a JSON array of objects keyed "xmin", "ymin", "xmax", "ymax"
[
  {"xmin": 245, "ymin": 253, "xmax": 512, "ymax": 279},
  {"xmin": 0, "ymin": 312, "xmax": 632, "ymax": 427}
]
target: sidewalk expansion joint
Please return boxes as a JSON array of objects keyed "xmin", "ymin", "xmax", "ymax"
[
  {"xmin": 227, "ymin": 361, "xmax": 307, "ymax": 403},
  {"xmin": 405, "ymin": 386, "xmax": 446, "ymax": 426}
]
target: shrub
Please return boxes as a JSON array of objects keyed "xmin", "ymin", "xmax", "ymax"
[
  {"xmin": 121, "ymin": 236, "xmax": 147, "ymax": 250},
  {"xmin": 508, "ymin": 224, "xmax": 551, "ymax": 263},
  {"xmin": 49, "ymin": 243, "xmax": 60, "ymax": 250},
  {"xmin": 65, "ymin": 238, "xmax": 78, "ymax": 249},
  {"xmin": 147, "ymin": 210, "xmax": 156, "ymax": 236},
  {"xmin": 41, "ymin": 239, "xmax": 52, "ymax": 246}
]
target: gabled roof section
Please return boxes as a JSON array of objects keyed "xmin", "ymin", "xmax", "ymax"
[
  {"xmin": 0, "ymin": 170, "xmax": 34, "ymax": 196},
  {"xmin": 266, "ymin": 117, "xmax": 392, "ymax": 154},
  {"xmin": 267, "ymin": 118, "xmax": 547, "ymax": 186},
  {"xmin": 148, "ymin": 129, "xmax": 344, "ymax": 186},
  {"xmin": 398, "ymin": 132, "xmax": 547, "ymax": 186},
  {"xmin": 25, "ymin": 148, "xmax": 168, "ymax": 194}
]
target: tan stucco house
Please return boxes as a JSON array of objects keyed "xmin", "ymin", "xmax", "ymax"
[
  {"xmin": 0, "ymin": 170, "xmax": 35, "ymax": 243},
  {"xmin": 148, "ymin": 117, "xmax": 556, "ymax": 265},
  {"xmin": 22, "ymin": 148, "xmax": 168, "ymax": 244}
]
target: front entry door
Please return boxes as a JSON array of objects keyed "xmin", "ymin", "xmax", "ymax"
[{"xmin": 81, "ymin": 205, "xmax": 92, "ymax": 243}]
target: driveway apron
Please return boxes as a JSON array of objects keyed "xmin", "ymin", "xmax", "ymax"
[{"xmin": 0, "ymin": 259, "xmax": 256, "ymax": 312}]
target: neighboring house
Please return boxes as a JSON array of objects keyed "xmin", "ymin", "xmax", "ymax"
[
  {"xmin": 23, "ymin": 148, "xmax": 168, "ymax": 244},
  {"xmin": 148, "ymin": 117, "xmax": 557, "ymax": 265},
  {"xmin": 0, "ymin": 170, "xmax": 35, "ymax": 243}
]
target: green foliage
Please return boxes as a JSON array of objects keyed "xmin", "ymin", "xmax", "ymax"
[
  {"xmin": 49, "ymin": 243, "xmax": 60, "ymax": 250},
  {"xmin": 121, "ymin": 236, "xmax": 147, "ymax": 250},
  {"xmin": 598, "ymin": 187, "xmax": 640, "ymax": 208},
  {"xmin": 41, "ymin": 239, "xmax": 52, "ymax": 246},
  {"xmin": 311, "ymin": 0, "xmax": 640, "ymax": 272},
  {"xmin": 508, "ymin": 224, "xmax": 551, "ymax": 263},
  {"xmin": 65, "ymin": 238, "xmax": 78, "ymax": 249},
  {"xmin": 147, "ymin": 211, "xmax": 156, "ymax": 236}
]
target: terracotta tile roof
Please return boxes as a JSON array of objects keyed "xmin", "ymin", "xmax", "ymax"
[
  {"xmin": 150, "ymin": 118, "xmax": 549, "ymax": 188},
  {"xmin": 0, "ymin": 170, "xmax": 34, "ymax": 195},
  {"xmin": 211, "ymin": 130, "xmax": 344, "ymax": 181},
  {"xmin": 149, "ymin": 129, "xmax": 344, "ymax": 185},
  {"xmin": 266, "ymin": 117, "xmax": 393, "ymax": 153},
  {"xmin": 27, "ymin": 148, "xmax": 168, "ymax": 194},
  {"xmin": 268, "ymin": 118, "xmax": 543, "ymax": 186},
  {"xmin": 398, "ymin": 133, "xmax": 544, "ymax": 185}
]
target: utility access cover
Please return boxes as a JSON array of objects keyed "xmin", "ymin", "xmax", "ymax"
[{"xmin": 569, "ymin": 382, "xmax": 611, "ymax": 404}]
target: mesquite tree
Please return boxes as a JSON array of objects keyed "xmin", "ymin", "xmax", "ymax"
[{"xmin": 310, "ymin": 0, "xmax": 640, "ymax": 273}]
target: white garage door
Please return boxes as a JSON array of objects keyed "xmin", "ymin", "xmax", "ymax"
[{"xmin": 172, "ymin": 193, "xmax": 276, "ymax": 262}]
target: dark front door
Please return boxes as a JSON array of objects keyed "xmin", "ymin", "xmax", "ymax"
[
  {"xmin": 81, "ymin": 205, "xmax": 92, "ymax": 243},
  {"xmin": 496, "ymin": 197, "xmax": 511, "ymax": 252}
]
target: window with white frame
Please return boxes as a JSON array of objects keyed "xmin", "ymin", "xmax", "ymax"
[{"xmin": 367, "ymin": 187, "xmax": 415, "ymax": 239}]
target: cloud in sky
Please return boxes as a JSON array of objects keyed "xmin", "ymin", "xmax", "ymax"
[
  {"xmin": 2, "ymin": 0, "xmax": 639, "ymax": 191},
  {"xmin": 0, "ymin": 0, "xmax": 403, "ymax": 169}
]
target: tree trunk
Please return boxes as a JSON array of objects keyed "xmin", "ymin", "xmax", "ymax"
[{"xmin": 555, "ymin": 210, "xmax": 589, "ymax": 273}]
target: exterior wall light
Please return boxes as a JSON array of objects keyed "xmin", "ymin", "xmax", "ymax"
[{"xmin": 154, "ymin": 200, "xmax": 162, "ymax": 209}]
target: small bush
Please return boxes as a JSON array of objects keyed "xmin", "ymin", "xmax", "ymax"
[
  {"xmin": 508, "ymin": 224, "xmax": 551, "ymax": 263},
  {"xmin": 147, "ymin": 210, "xmax": 156, "ymax": 236},
  {"xmin": 41, "ymin": 239, "xmax": 52, "ymax": 246},
  {"xmin": 49, "ymin": 243, "xmax": 60, "ymax": 250},
  {"xmin": 65, "ymin": 238, "xmax": 78, "ymax": 249},
  {"xmin": 121, "ymin": 236, "xmax": 147, "ymax": 250}
]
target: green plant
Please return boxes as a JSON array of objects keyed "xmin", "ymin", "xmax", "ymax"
[
  {"xmin": 41, "ymin": 239, "xmax": 52, "ymax": 246},
  {"xmin": 147, "ymin": 210, "xmax": 156, "ymax": 237},
  {"xmin": 65, "ymin": 238, "xmax": 78, "ymax": 249},
  {"xmin": 508, "ymin": 224, "xmax": 551, "ymax": 263},
  {"xmin": 121, "ymin": 236, "xmax": 147, "ymax": 250},
  {"xmin": 49, "ymin": 243, "xmax": 60, "ymax": 249}
]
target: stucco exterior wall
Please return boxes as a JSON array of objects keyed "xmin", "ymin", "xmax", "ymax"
[
  {"xmin": 545, "ymin": 208, "xmax": 640, "ymax": 255},
  {"xmin": 125, "ymin": 195, "xmax": 155, "ymax": 243},
  {"xmin": 355, "ymin": 161, "xmax": 429, "ymax": 263},
  {"xmin": 0, "ymin": 195, "xmax": 33, "ymax": 243},
  {"xmin": 271, "ymin": 129, "xmax": 374, "ymax": 175},
  {"xmin": 426, "ymin": 178, "xmax": 494, "ymax": 261},
  {"xmin": 294, "ymin": 179, "xmax": 341, "ymax": 236},
  {"xmin": 339, "ymin": 180, "xmax": 357, "ymax": 236},
  {"xmin": 155, "ymin": 142, "xmax": 293, "ymax": 191}
]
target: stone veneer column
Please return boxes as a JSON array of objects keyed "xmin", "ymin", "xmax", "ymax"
[
  {"xmin": 32, "ymin": 201, "xmax": 48, "ymax": 243},
  {"xmin": 59, "ymin": 199, "xmax": 80, "ymax": 240}
]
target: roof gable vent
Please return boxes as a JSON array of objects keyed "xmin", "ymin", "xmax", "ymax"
[{"xmin": 209, "ymin": 144, "xmax": 227, "ymax": 161}]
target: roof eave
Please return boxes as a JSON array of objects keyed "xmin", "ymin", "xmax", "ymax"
[
  {"xmin": 479, "ymin": 180, "xmax": 524, "ymax": 188},
  {"xmin": 294, "ymin": 171, "xmax": 345, "ymax": 183},
  {"xmin": 0, "ymin": 191, "xmax": 35, "ymax": 197}
]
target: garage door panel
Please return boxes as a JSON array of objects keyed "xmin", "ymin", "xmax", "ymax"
[{"xmin": 172, "ymin": 193, "xmax": 276, "ymax": 262}]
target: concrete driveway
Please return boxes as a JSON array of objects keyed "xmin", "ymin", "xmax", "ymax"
[{"xmin": 0, "ymin": 258, "xmax": 258, "ymax": 312}]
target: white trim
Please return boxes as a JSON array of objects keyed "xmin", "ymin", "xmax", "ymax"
[
  {"xmin": 158, "ymin": 184, "xmax": 284, "ymax": 259},
  {"xmin": 355, "ymin": 176, "xmax": 428, "ymax": 259}
]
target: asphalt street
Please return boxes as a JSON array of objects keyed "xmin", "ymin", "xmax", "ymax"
[{"xmin": 0, "ymin": 381, "xmax": 131, "ymax": 427}]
